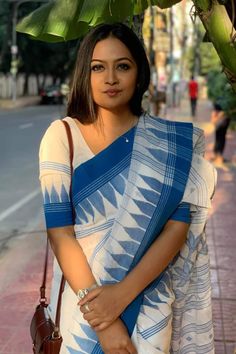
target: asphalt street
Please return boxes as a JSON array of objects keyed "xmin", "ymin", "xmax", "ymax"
[{"xmin": 0, "ymin": 104, "xmax": 66, "ymax": 256}]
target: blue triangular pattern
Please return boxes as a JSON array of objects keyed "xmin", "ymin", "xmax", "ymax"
[
  {"xmin": 66, "ymin": 346, "xmax": 84, "ymax": 354},
  {"xmin": 156, "ymin": 281, "xmax": 170, "ymax": 298},
  {"xmin": 99, "ymin": 183, "xmax": 118, "ymax": 208},
  {"xmin": 140, "ymin": 175, "xmax": 162, "ymax": 193},
  {"xmin": 104, "ymin": 266, "xmax": 127, "ymax": 281},
  {"xmin": 72, "ymin": 334, "xmax": 96, "ymax": 352},
  {"xmin": 60, "ymin": 183, "xmax": 70, "ymax": 202},
  {"xmin": 110, "ymin": 253, "xmax": 133, "ymax": 269},
  {"xmin": 124, "ymin": 227, "xmax": 144, "ymax": 242},
  {"xmin": 133, "ymin": 199, "xmax": 155, "ymax": 216},
  {"xmin": 147, "ymin": 147, "xmax": 168, "ymax": 163},
  {"xmin": 80, "ymin": 198, "xmax": 95, "ymax": 219},
  {"xmin": 142, "ymin": 297, "xmax": 156, "ymax": 308},
  {"xmin": 145, "ymin": 292, "xmax": 165, "ymax": 305},
  {"xmin": 120, "ymin": 166, "xmax": 129, "ymax": 179},
  {"xmin": 50, "ymin": 185, "xmax": 60, "ymax": 203},
  {"xmin": 44, "ymin": 187, "xmax": 50, "ymax": 204},
  {"xmin": 130, "ymin": 213, "xmax": 150, "ymax": 228},
  {"xmin": 148, "ymin": 127, "xmax": 159, "ymax": 136},
  {"xmin": 119, "ymin": 240, "xmax": 137, "ymax": 254},
  {"xmin": 80, "ymin": 323, "xmax": 98, "ymax": 341},
  {"xmin": 109, "ymin": 174, "xmax": 125, "ymax": 195},
  {"xmin": 148, "ymin": 127, "xmax": 167, "ymax": 140},
  {"xmin": 88, "ymin": 192, "xmax": 106, "ymax": 216},
  {"xmin": 138, "ymin": 187, "xmax": 159, "ymax": 204},
  {"xmin": 76, "ymin": 205, "xmax": 89, "ymax": 223}
]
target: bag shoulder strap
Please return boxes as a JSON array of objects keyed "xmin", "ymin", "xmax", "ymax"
[{"xmin": 39, "ymin": 118, "xmax": 74, "ymax": 336}]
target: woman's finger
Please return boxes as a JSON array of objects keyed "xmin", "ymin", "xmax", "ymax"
[
  {"xmin": 126, "ymin": 342, "xmax": 137, "ymax": 354},
  {"xmin": 79, "ymin": 287, "xmax": 101, "ymax": 305},
  {"xmin": 93, "ymin": 321, "xmax": 111, "ymax": 331},
  {"xmin": 80, "ymin": 303, "xmax": 94, "ymax": 314}
]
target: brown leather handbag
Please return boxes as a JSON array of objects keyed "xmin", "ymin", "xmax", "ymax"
[{"xmin": 30, "ymin": 120, "xmax": 74, "ymax": 354}]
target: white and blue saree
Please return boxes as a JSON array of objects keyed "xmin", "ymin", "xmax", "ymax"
[{"xmin": 39, "ymin": 113, "xmax": 216, "ymax": 354}]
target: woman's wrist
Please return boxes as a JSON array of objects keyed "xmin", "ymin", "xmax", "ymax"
[{"xmin": 118, "ymin": 277, "xmax": 141, "ymax": 308}]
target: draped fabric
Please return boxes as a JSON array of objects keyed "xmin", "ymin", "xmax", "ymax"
[{"xmin": 39, "ymin": 114, "xmax": 216, "ymax": 354}]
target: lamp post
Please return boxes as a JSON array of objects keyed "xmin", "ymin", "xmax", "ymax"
[{"xmin": 8, "ymin": 0, "xmax": 48, "ymax": 102}]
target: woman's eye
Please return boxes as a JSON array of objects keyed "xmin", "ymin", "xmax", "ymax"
[
  {"xmin": 91, "ymin": 64, "xmax": 103, "ymax": 72},
  {"xmin": 118, "ymin": 63, "xmax": 130, "ymax": 71}
]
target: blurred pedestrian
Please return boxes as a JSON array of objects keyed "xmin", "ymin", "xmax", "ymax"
[
  {"xmin": 188, "ymin": 75, "xmax": 198, "ymax": 117},
  {"xmin": 39, "ymin": 22, "xmax": 215, "ymax": 354},
  {"xmin": 211, "ymin": 102, "xmax": 230, "ymax": 165}
]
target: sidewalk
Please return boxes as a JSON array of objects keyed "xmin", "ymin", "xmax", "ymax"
[
  {"xmin": 0, "ymin": 99, "xmax": 235, "ymax": 353},
  {"xmin": 0, "ymin": 96, "xmax": 41, "ymax": 110}
]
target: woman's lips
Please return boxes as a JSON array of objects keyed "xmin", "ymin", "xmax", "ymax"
[{"xmin": 104, "ymin": 89, "xmax": 121, "ymax": 97}]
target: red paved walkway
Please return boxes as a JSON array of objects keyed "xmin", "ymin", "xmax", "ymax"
[{"xmin": 0, "ymin": 99, "xmax": 235, "ymax": 353}]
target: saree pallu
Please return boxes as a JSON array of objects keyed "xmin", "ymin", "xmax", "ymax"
[{"xmin": 39, "ymin": 114, "xmax": 216, "ymax": 354}]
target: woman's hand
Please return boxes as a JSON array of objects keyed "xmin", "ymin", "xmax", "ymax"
[
  {"xmin": 96, "ymin": 318, "xmax": 137, "ymax": 354},
  {"xmin": 79, "ymin": 283, "xmax": 128, "ymax": 331}
]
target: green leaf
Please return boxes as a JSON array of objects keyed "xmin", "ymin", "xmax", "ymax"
[
  {"xmin": 109, "ymin": 0, "xmax": 134, "ymax": 22},
  {"xmin": 17, "ymin": 0, "xmax": 135, "ymax": 41},
  {"xmin": 77, "ymin": 0, "xmax": 107, "ymax": 24},
  {"xmin": 16, "ymin": 0, "xmax": 88, "ymax": 42},
  {"xmin": 134, "ymin": 0, "xmax": 148, "ymax": 15},
  {"xmin": 17, "ymin": 0, "xmax": 89, "ymax": 42},
  {"xmin": 16, "ymin": 0, "xmax": 182, "ymax": 42}
]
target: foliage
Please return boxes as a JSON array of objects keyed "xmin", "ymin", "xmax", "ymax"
[
  {"xmin": 0, "ymin": 1, "xmax": 11, "ymax": 70},
  {"xmin": 16, "ymin": 0, "xmax": 182, "ymax": 42},
  {"xmin": 207, "ymin": 70, "xmax": 236, "ymax": 119},
  {"xmin": 200, "ymin": 44, "xmax": 221, "ymax": 75},
  {"xmin": 0, "ymin": 2, "xmax": 78, "ymax": 84},
  {"xmin": 186, "ymin": 22, "xmax": 221, "ymax": 76}
]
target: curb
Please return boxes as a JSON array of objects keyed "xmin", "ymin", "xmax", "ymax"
[{"xmin": 0, "ymin": 96, "xmax": 41, "ymax": 110}]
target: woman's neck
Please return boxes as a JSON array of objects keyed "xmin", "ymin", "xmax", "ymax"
[{"xmin": 95, "ymin": 107, "xmax": 138, "ymax": 137}]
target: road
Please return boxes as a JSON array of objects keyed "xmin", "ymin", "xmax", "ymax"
[{"xmin": 0, "ymin": 104, "xmax": 66, "ymax": 255}]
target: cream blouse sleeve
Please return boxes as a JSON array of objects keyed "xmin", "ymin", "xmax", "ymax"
[{"xmin": 39, "ymin": 119, "xmax": 73, "ymax": 228}]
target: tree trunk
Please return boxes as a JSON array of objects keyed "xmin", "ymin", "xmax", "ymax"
[
  {"xmin": 193, "ymin": 0, "xmax": 236, "ymax": 92},
  {"xmin": 0, "ymin": 5, "xmax": 12, "ymax": 68},
  {"xmin": 23, "ymin": 72, "xmax": 29, "ymax": 95}
]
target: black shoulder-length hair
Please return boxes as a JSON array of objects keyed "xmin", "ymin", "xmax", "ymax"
[{"xmin": 67, "ymin": 22, "xmax": 150, "ymax": 124}]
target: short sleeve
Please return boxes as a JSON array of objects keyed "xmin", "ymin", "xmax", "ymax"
[
  {"xmin": 39, "ymin": 119, "xmax": 73, "ymax": 228},
  {"xmin": 169, "ymin": 202, "xmax": 190, "ymax": 224}
]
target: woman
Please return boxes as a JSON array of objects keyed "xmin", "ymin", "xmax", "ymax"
[
  {"xmin": 211, "ymin": 102, "xmax": 230, "ymax": 165},
  {"xmin": 39, "ymin": 23, "xmax": 216, "ymax": 354}
]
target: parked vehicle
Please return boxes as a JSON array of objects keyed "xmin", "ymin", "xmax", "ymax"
[{"xmin": 40, "ymin": 85, "xmax": 64, "ymax": 104}]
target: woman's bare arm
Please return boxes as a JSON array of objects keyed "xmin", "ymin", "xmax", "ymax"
[
  {"xmin": 47, "ymin": 226, "xmax": 96, "ymax": 293},
  {"xmin": 120, "ymin": 219, "xmax": 189, "ymax": 303}
]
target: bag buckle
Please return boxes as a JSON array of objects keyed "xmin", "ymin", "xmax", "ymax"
[{"xmin": 52, "ymin": 327, "xmax": 61, "ymax": 339}]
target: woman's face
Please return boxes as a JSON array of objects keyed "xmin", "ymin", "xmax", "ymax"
[{"xmin": 90, "ymin": 36, "xmax": 138, "ymax": 113}]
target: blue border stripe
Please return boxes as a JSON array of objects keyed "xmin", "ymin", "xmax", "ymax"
[
  {"xmin": 72, "ymin": 127, "xmax": 135, "ymax": 200},
  {"xmin": 40, "ymin": 161, "xmax": 70, "ymax": 175},
  {"xmin": 73, "ymin": 154, "xmax": 131, "ymax": 205},
  {"xmin": 75, "ymin": 219, "xmax": 114, "ymax": 238}
]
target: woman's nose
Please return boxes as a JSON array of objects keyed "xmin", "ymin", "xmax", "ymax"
[{"xmin": 105, "ymin": 69, "xmax": 119, "ymax": 85}]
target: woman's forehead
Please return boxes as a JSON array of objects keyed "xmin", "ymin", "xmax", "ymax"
[{"xmin": 92, "ymin": 37, "xmax": 134, "ymax": 61}]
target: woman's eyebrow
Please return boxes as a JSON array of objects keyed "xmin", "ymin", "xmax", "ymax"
[{"xmin": 91, "ymin": 57, "xmax": 134, "ymax": 63}]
